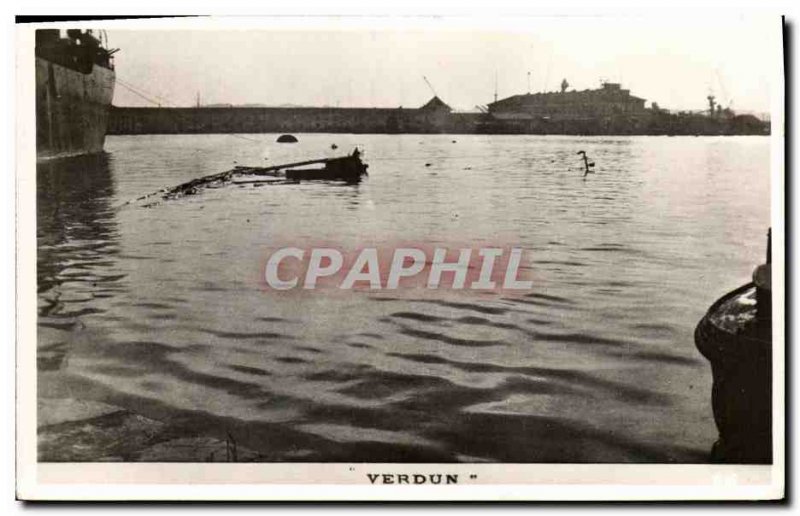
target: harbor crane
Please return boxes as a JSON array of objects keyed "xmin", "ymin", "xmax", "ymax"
[{"xmin": 423, "ymin": 76, "xmax": 438, "ymax": 98}]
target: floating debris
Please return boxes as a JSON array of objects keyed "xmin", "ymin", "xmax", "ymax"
[
  {"xmin": 277, "ymin": 134, "xmax": 298, "ymax": 143},
  {"xmin": 37, "ymin": 398, "xmax": 263, "ymax": 462}
]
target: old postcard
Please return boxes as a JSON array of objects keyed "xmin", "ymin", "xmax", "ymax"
[{"xmin": 15, "ymin": 14, "xmax": 785, "ymax": 501}]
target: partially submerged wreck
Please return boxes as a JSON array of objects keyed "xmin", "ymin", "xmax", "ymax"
[{"xmin": 126, "ymin": 149, "xmax": 368, "ymax": 206}]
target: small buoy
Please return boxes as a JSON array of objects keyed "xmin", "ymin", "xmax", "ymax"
[
  {"xmin": 452, "ymin": 140, "xmax": 457, "ymax": 143},
  {"xmin": 425, "ymin": 163, "xmax": 432, "ymax": 167},
  {"xmin": 331, "ymin": 143, "xmax": 338, "ymax": 150},
  {"xmin": 277, "ymin": 134, "xmax": 298, "ymax": 143}
]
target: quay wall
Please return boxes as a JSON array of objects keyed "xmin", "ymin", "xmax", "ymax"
[
  {"xmin": 108, "ymin": 106, "xmax": 480, "ymax": 135},
  {"xmin": 107, "ymin": 106, "xmax": 769, "ymax": 136}
]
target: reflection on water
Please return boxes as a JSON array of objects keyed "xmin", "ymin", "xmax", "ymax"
[
  {"xmin": 37, "ymin": 153, "xmax": 125, "ymax": 371},
  {"xmin": 36, "ymin": 134, "xmax": 770, "ymax": 463}
]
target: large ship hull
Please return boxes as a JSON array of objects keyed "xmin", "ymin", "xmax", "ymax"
[{"xmin": 36, "ymin": 56, "xmax": 115, "ymax": 161}]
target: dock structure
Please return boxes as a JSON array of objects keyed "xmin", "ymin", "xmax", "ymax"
[
  {"xmin": 489, "ymin": 82, "xmax": 648, "ymax": 121},
  {"xmin": 108, "ymin": 85, "xmax": 770, "ymax": 137},
  {"xmin": 480, "ymin": 82, "xmax": 769, "ymax": 135},
  {"xmin": 108, "ymin": 97, "xmax": 470, "ymax": 135}
]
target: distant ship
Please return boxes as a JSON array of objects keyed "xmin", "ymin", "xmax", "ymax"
[{"xmin": 35, "ymin": 29, "xmax": 116, "ymax": 161}]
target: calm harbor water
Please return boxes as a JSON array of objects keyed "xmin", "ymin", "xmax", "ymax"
[{"xmin": 37, "ymin": 133, "xmax": 770, "ymax": 462}]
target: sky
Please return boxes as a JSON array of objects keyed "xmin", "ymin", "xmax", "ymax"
[{"xmin": 105, "ymin": 17, "xmax": 780, "ymax": 114}]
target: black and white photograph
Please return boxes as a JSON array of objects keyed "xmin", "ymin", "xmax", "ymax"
[{"xmin": 14, "ymin": 12, "xmax": 785, "ymax": 501}]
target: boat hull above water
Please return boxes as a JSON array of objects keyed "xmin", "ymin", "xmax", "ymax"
[{"xmin": 35, "ymin": 30, "xmax": 116, "ymax": 162}]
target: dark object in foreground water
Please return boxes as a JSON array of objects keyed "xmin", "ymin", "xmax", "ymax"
[
  {"xmin": 277, "ymin": 134, "xmax": 298, "ymax": 143},
  {"xmin": 695, "ymin": 230, "xmax": 772, "ymax": 464}
]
